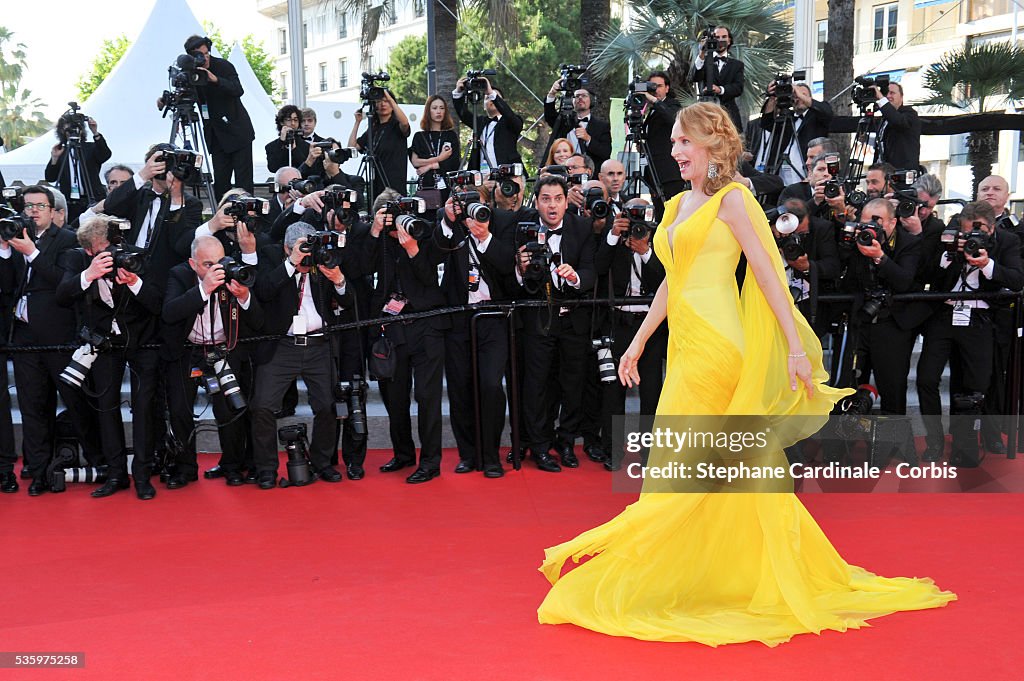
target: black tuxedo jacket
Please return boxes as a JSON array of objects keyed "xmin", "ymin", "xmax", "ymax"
[
  {"xmin": 594, "ymin": 226, "xmax": 666, "ymax": 298},
  {"xmin": 758, "ymin": 99, "xmax": 833, "ymax": 163},
  {"xmin": 926, "ymin": 228, "xmax": 1023, "ymax": 305},
  {"xmin": 439, "ymin": 211, "xmax": 518, "ymax": 305},
  {"xmin": 103, "ymin": 179, "xmax": 201, "ymax": 279},
  {"xmin": 298, "ymin": 132, "xmax": 329, "ymax": 179},
  {"xmin": 266, "ymin": 137, "xmax": 310, "ymax": 173},
  {"xmin": 873, "ymin": 103, "xmax": 921, "ymax": 171},
  {"xmin": 160, "ymin": 262, "xmax": 264, "ymax": 360},
  {"xmin": 195, "ymin": 56, "xmax": 256, "ymax": 155},
  {"xmin": 516, "ymin": 211, "xmax": 596, "ymax": 335},
  {"xmin": 43, "ymin": 136, "xmax": 112, "ymax": 204},
  {"xmin": 640, "ymin": 97, "xmax": 683, "ymax": 189},
  {"xmin": 690, "ymin": 55, "xmax": 745, "ymax": 130},
  {"xmin": 453, "ymin": 94, "xmax": 523, "ymax": 170},
  {"xmin": 842, "ymin": 226, "xmax": 925, "ymax": 329},
  {"xmin": 0, "ymin": 224, "xmax": 80, "ymax": 344},
  {"xmin": 542, "ymin": 101, "xmax": 613, "ymax": 169},
  {"xmin": 56, "ymin": 249, "xmax": 164, "ymax": 348}
]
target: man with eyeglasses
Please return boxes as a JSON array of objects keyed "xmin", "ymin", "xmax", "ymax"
[
  {"xmin": 543, "ymin": 83, "xmax": 612, "ymax": 170},
  {"xmin": 0, "ymin": 185, "xmax": 102, "ymax": 495},
  {"xmin": 636, "ymin": 71, "xmax": 684, "ymax": 220}
]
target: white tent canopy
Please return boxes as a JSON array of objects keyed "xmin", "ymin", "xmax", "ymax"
[{"xmin": 0, "ymin": 0, "xmax": 275, "ymax": 185}]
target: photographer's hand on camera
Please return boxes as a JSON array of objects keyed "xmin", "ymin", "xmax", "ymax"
[
  {"xmin": 371, "ymin": 207, "xmax": 391, "ymax": 238},
  {"xmin": 50, "ymin": 142, "xmax": 65, "ymax": 163},
  {"xmin": 610, "ymin": 214, "xmax": 630, "ymax": 241},
  {"xmin": 318, "ymin": 263, "xmax": 345, "ymax": 288},
  {"xmin": 964, "ymin": 246, "xmax": 991, "ymax": 270},
  {"xmin": 196, "ymin": 66, "xmax": 218, "ymax": 85},
  {"xmin": 298, "ymin": 190, "xmax": 326, "ymax": 213},
  {"xmin": 236, "ymin": 220, "xmax": 257, "ymax": 255},
  {"xmin": 87, "ymin": 117, "xmax": 98, "ymax": 138},
  {"xmin": 114, "ymin": 268, "xmax": 139, "ymax": 287},
  {"xmin": 626, "ymin": 232, "xmax": 652, "ymax": 257},
  {"xmin": 202, "ymin": 262, "xmax": 225, "ymax": 296},
  {"xmin": 567, "ymin": 184, "xmax": 585, "ymax": 210},
  {"xmin": 304, "ymin": 144, "xmax": 324, "ymax": 168},
  {"xmin": 8, "ymin": 229, "xmax": 36, "ymax": 257},
  {"xmin": 224, "ymin": 279, "xmax": 249, "ymax": 304},
  {"xmin": 856, "ymin": 238, "xmax": 885, "ymax": 261},
  {"xmin": 465, "ymin": 215, "xmax": 490, "ymax": 243},
  {"xmin": 84, "ymin": 250, "xmax": 114, "ymax": 283},
  {"xmin": 787, "ymin": 253, "xmax": 811, "ymax": 274},
  {"xmin": 392, "ymin": 221, "xmax": 420, "ymax": 258},
  {"xmin": 901, "ymin": 211, "xmax": 923, "ymax": 236},
  {"xmin": 139, "ymin": 154, "xmax": 168, "ymax": 183}
]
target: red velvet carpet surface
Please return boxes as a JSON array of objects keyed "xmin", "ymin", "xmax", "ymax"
[{"xmin": 1, "ymin": 449, "xmax": 1020, "ymax": 680}]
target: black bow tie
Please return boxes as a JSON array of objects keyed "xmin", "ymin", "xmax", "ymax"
[
  {"xmin": 546, "ymin": 227, "xmax": 562, "ymax": 236},
  {"xmin": 305, "ymin": 137, "xmax": 315, "ymax": 143},
  {"xmin": 577, "ymin": 117, "xmax": 589, "ymax": 123}
]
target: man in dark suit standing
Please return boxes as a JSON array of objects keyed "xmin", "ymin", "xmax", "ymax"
[
  {"xmin": 56, "ymin": 215, "xmax": 165, "ymax": 499},
  {"xmin": 757, "ymin": 83, "xmax": 833, "ymax": 185},
  {"xmin": 249, "ymin": 222, "xmax": 352, "ymax": 489},
  {"xmin": 181, "ymin": 35, "xmax": 256, "ymax": 199},
  {"xmin": 872, "ymin": 82, "xmax": 921, "ymax": 172},
  {"xmin": 543, "ymin": 83, "xmax": 612, "ymax": 169},
  {"xmin": 0, "ymin": 186, "xmax": 102, "ymax": 495},
  {"xmin": 453, "ymin": 77, "xmax": 523, "ymax": 171},
  {"xmin": 515, "ymin": 175, "xmax": 596, "ymax": 472},
  {"xmin": 161, "ymin": 235, "xmax": 263, "ymax": 488},
  {"xmin": 44, "ymin": 112, "xmax": 111, "ymax": 224},
  {"xmin": 689, "ymin": 26, "xmax": 745, "ymax": 132},
  {"xmin": 636, "ymin": 71, "xmax": 683, "ymax": 220}
]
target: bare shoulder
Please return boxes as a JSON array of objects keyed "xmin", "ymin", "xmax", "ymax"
[{"xmin": 719, "ymin": 185, "xmax": 753, "ymax": 231}]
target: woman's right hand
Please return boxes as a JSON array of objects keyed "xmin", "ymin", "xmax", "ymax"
[{"xmin": 618, "ymin": 340, "xmax": 646, "ymax": 388}]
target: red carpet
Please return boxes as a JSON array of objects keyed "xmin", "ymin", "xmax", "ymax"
[{"xmin": 1, "ymin": 449, "xmax": 1020, "ymax": 680}]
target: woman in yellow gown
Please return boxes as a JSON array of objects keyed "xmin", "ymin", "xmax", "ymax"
[{"xmin": 537, "ymin": 103, "xmax": 955, "ymax": 647}]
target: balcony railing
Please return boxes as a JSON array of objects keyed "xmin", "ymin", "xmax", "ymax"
[{"xmin": 320, "ymin": 79, "xmax": 328, "ymax": 92}]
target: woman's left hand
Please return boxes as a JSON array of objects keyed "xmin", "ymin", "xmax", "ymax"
[{"xmin": 788, "ymin": 354, "xmax": 814, "ymax": 399}]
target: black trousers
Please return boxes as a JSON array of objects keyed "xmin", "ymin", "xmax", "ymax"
[
  {"xmin": 981, "ymin": 306, "xmax": 1013, "ymax": 444},
  {"xmin": 600, "ymin": 312, "xmax": 668, "ymax": 450},
  {"xmin": 0, "ymin": 352, "xmax": 17, "ymax": 474},
  {"xmin": 165, "ymin": 345, "xmax": 253, "ymax": 476},
  {"xmin": 854, "ymin": 317, "xmax": 916, "ymax": 414},
  {"xmin": 11, "ymin": 323, "xmax": 101, "ymax": 479},
  {"xmin": 251, "ymin": 337, "xmax": 338, "ymax": 474},
  {"xmin": 444, "ymin": 313, "xmax": 508, "ymax": 470},
  {"xmin": 917, "ymin": 308, "xmax": 994, "ymax": 449},
  {"xmin": 520, "ymin": 313, "xmax": 590, "ymax": 455},
  {"xmin": 211, "ymin": 145, "xmax": 254, "ymax": 202},
  {"xmin": 377, "ymin": 319, "xmax": 445, "ymax": 472}
]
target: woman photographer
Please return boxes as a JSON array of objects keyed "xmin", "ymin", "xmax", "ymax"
[
  {"xmin": 266, "ymin": 105, "xmax": 307, "ymax": 172},
  {"xmin": 348, "ymin": 90, "xmax": 411, "ymax": 201},
  {"xmin": 410, "ymin": 95, "xmax": 461, "ymax": 204}
]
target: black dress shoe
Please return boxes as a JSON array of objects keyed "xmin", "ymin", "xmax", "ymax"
[
  {"xmin": 380, "ymin": 458, "xmax": 415, "ymax": 473},
  {"xmin": 483, "ymin": 465, "xmax": 504, "ymax": 478},
  {"xmin": 1, "ymin": 471, "xmax": 18, "ymax": 493},
  {"xmin": 533, "ymin": 451, "xmax": 562, "ymax": 473},
  {"xmin": 406, "ymin": 468, "xmax": 440, "ymax": 484},
  {"xmin": 985, "ymin": 439, "xmax": 1007, "ymax": 456},
  {"xmin": 28, "ymin": 478, "xmax": 49, "ymax": 496},
  {"xmin": 557, "ymin": 443, "xmax": 580, "ymax": 468},
  {"xmin": 507, "ymin": 447, "xmax": 527, "ymax": 464},
  {"xmin": 244, "ymin": 470, "xmax": 258, "ymax": 484},
  {"xmin": 203, "ymin": 465, "xmax": 225, "ymax": 479},
  {"xmin": 165, "ymin": 472, "xmax": 190, "ymax": 489},
  {"xmin": 135, "ymin": 479, "xmax": 157, "ymax": 500},
  {"xmin": 584, "ymin": 445, "xmax": 609, "ymax": 463},
  {"xmin": 346, "ymin": 464, "xmax": 365, "ymax": 480},
  {"xmin": 603, "ymin": 459, "xmax": 622, "ymax": 472},
  {"xmin": 454, "ymin": 460, "xmax": 476, "ymax": 474},
  {"xmin": 224, "ymin": 470, "xmax": 245, "ymax": 486},
  {"xmin": 91, "ymin": 478, "xmax": 129, "ymax": 498},
  {"xmin": 257, "ymin": 471, "xmax": 277, "ymax": 490},
  {"xmin": 316, "ymin": 466, "xmax": 343, "ymax": 482},
  {"xmin": 20, "ymin": 467, "xmax": 32, "ymax": 480}
]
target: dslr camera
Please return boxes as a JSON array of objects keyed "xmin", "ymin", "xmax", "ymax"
[
  {"xmin": 464, "ymin": 68, "xmax": 497, "ymax": 104},
  {"xmin": 942, "ymin": 222, "xmax": 993, "ymax": 259},
  {"xmin": 298, "ymin": 231, "xmax": 345, "ymax": 268},
  {"xmin": 852, "ymin": 74, "xmax": 890, "ymax": 111},
  {"xmin": 517, "ymin": 222, "xmax": 554, "ymax": 284},
  {"xmin": 154, "ymin": 146, "xmax": 204, "ymax": 182},
  {"xmin": 218, "ymin": 255, "xmax": 257, "ymax": 288},
  {"xmin": 59, "ymin": 327, "xmax": 111, "ymax": 389},
  {"xmin": 385, "ymin": 196, "xmax": 432, "ymax": 240},
  {"xmin": 582, "ymin": 187, "xmax": 611, "ymax": 219},
  {"xmin": 623, "ymin": 203, "xmax": 656, "ymax": 240},
  {"xmin": 0, "ymin": 205, "xmax": 36, "ymax": 242},
  {"xmin": 360, "ymin": 71, "xmax": 390, "ymax": 104},
  {"xmin": 224, "ymin": 195, "xmax": 270, "ymax": 221},
  {"xmin": 770, "ymin": 71, "xmax": 806, "ymax": 112},
  {"xmin": 841, "ymin": 220, "xmax": 886, "ymax": 248},
  {"xmin": 489, "ymin": 163, "xmax": 524, "ymax": 197},
  {"xmin": 321, "ymin": 185, "xmax": 359, "ymax": 226},
  {"xmin": 557, "ymin": 64, "xmax": 586, "ymax": 113},
  {"xmin": 327, "ymin": 146, "xmax": 357, "ymax": 164},
  {"xmin": 200, "ymin": 346, "xmax": 247, "ymax": 412},
  {"xmin": 281, "ymin": 177, "xmax": 320, "ymax": 195},
  {"xmin": 1, "ymin": 186, "xmax": 25, "ymax": 212},
  {"xmin": 592, "ymin": 336, "xmax": 616, "ymax": 384},
  {"xmin": 886, "ymin": 169, "xmax": 924, "ymax": 218},
  {"xmin": 451, "ymin": 190, "xmax": 491, "ymax": 224},
  {"xmin": 60, "ymin": 102, "xmax": 90, "ymax": 143},
  {"xmin": 335, "ymin": 375, "xmax": 368, "ymax": 441},
  {"xmin": 278, "ymin": 423, "xmax": 314, "ymax": 487}
]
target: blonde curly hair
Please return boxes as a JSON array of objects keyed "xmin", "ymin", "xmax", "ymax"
[{"xmin": 676, "ymin": 102, "xmax": 744, "ymax": 196}]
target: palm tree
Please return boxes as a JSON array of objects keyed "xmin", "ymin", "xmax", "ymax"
[
  {"xmin": 0, "ymin": 27, "xmax": 50, "ymax": 150},
  {"xmin": 581, "ymin": 0, "xmax": 613, "ymax": 119},
  {"xmin": 917, "ymin": 41, "xmax": 1024, "ymax": 198},
  {"xmin": 588, "ymin": 0, "xmax": 791, "ymax": 119}
]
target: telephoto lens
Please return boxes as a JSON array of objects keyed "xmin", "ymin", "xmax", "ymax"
[
  {"xmin": 279, "ymin": 424, "xmax": 314, "ymax": 487},
  {"xmin": 212, "ymin": 358, "xmax": 247, "ymax": 412},
  {"xmin": 59, "ymin": 343, "xmax": 100, "ymax": 389},
  {"xmin": 592, "ymin": 337, "xmax": 617, "ymax": 384}
]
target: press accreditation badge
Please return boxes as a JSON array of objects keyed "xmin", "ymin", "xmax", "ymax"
[
  {"xmin": 201, "ymin": 104, "xmax": 210, "ymax": 120},
  {"xmin": 952, "ymin": 302, "xmax": 971, "ymax": 327},
  {"xmin": 292, "ymin": 315, "xmax": 307, "ymax": 336},
  {"xmin": 383, "ymin": 294, "xmax": 407, "ymax": 316}
]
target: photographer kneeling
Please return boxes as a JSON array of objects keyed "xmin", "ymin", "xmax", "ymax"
[
  {"xmin": 916, "ymin": 201, "xmax": 1023, "ymax": 466},
  {"xmin": 249, "ymin": 222, "xmax": 353, "ymax": 489},
  {"xmin": 772, "ymin": 198, "xmax": 840, "ymax": 336},
  {"xmin": 161, "ymin": 235, "xmax": 263, "ymax": 489}
]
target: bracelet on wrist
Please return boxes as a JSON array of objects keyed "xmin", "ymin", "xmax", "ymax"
[{"xmin": 788, "ymin": 352, "xmax": 807, "ymax": 359}]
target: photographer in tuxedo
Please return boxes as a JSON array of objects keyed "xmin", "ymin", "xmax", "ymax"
[
  {"xmin": 55, "ymin": 216, "xmax": 165, "ymax": 500},
  {"xmin": 772, "ymin": 199, "xmax": 841, "ymax": 336},
  {"xmin": 175, "ymin": 35, "xmax": 255, "ymax": 198},
  {"xmin": 543, "ymin": 83, "xmax": 612, "ymax": 170},
  {"xmin": 265, "ymin": 105, "xmax": 308, "ymax": 173},
  {"xmin": 453, "ymin": 76, "xmax": 524, "ymax": 171},
  {"xmin": 438, "ymin": 194, "xmax": 517, "ymax": 478},
  {"xmin": 636, "ymin": 71, "xmax": 683, "ymax": 220},
  {"xmin": 594, "ymin": 198, "xmax": 666, "ymax": 468},
  {"xmin": 759, "ymin": 82, "xmax": 833, "ymax": 185},
  {"xmin": 871, "ymin": 82, "xmax": 921, "ymax": 172},
  {"xmin": 362, "ymin": 191, "xmax": 450, "ymax": 483},
  {"xmin": 689, "ymin": 26, "xmax": 745, "ymax": 132},
  {"xmin": 0, "ymin": 186, "xmax": 102, "ymax": 495},
  {"xmin": 916, "ymin": 201, "xmax": 1023, "ymax": 465},
  {"xmin": 249, "ymin": 222, "xmax": 353, "ymax": 489},
  {"xmin": 45, "ymin": 111, "xmax": 111, "ymax": 224},
  {"xmin": 104, "ymin": 144, "xmax": 203, "ymax": 280},
  {"xmin": 161, "ymin": 236, "xmax": 263, "ymax": 488},
  {"xmin": 516, "ymin": 175, "xmax": 596, "ymax": 472}
]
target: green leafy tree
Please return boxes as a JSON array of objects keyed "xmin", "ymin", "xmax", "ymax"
[
  {"xmin": 0, "ymin": 27, "xmax": 50, "ymax": 150},
  {"xmin": 917, "ymin": 41, "xmax": 1024, "ymax": 198},
  {"xmin": 75, "ymin": 35, "xmax": 130, "ymax": 102},
  {"xmin": 386, "ymin": 34, "xmax": 429, "ymax": 104},
  {"xmin": 203, "ymin": 22, "xmax": 278, "ymax": 101}
]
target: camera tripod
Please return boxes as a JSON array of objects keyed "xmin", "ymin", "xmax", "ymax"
[
  {"xmin": 355, "ymin": 103, "xmax": 393, "ymax": 213},
  {"xmin": 620, "ymin": 116, "xmax": 665, "ymax": 208},
  {"xmin": 55, "ymin": 134, "xmax": 101, "ymax": 207},
  {"xmin": 841, "ymin": 107, "xmax": 881, "ymax": 189},
  {"xmin": 164, "ymin": 92, "xmax": 217, "ymax": 209},
  {"xmin": 459, "ymin": 90, "xmax": 489, "ymax": 172},
  {"xmin": 758, "ymin": 107, "xmax": 803, "ymax": 183}
]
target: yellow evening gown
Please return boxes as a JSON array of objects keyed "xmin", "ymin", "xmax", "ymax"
[{"xmin": 537, "ymin": 182, "xmax": 956, "ymax": 647}]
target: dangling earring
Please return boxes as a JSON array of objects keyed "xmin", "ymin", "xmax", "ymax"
[{"xmin": 707, "ymin": 162, "xmax": 718, "ymax": 179}]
